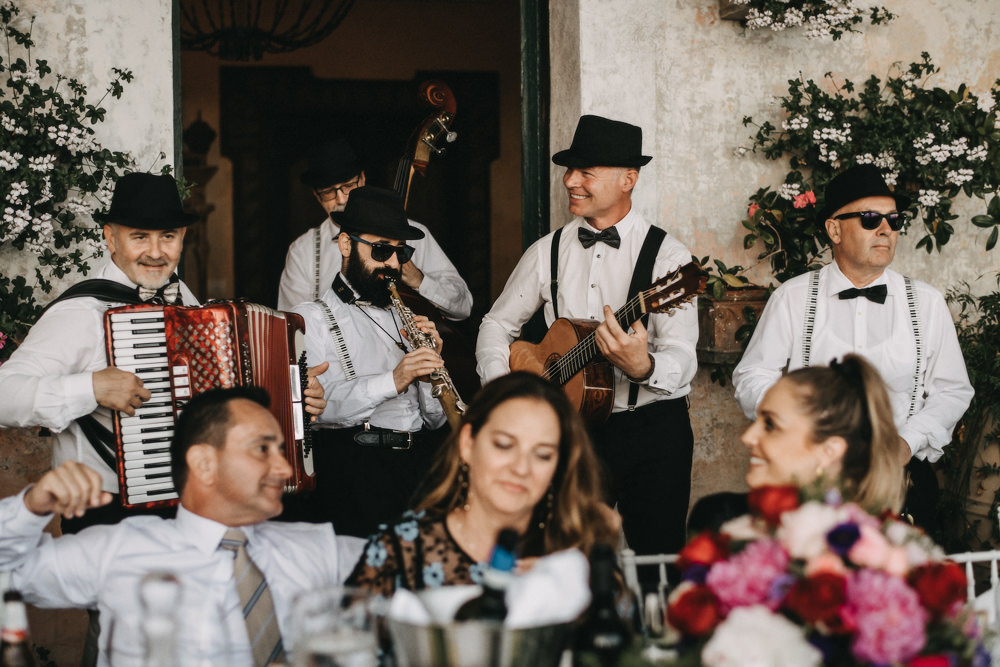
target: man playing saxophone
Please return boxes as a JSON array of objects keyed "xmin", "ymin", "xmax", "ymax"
[{"xmin": 287, "ymin": 186, "xmax": 451, "ymax": 537}]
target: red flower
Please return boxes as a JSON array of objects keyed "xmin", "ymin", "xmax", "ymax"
[
  {"xmin": 907, "ymin": 656, "xmax": 952, "ymax": 667},
  {"xmin": 677, "ymin": 531, "xmax": 731, "ymax": 570},
  {"xmin": 782, "ymin": 572, "xmax": 846, "ymax": 627},
  {"xmin": 747, "ymin": 485, "xmax": 801, "ymax": 526},
  {"xmin": 748, "ymin": 203, "xmax": 760, "ymax": 219},
  {"xmin": 667, "ymin": 583, "xmax": 722, "ymax": 638},
  {"xmin": 909, "ymin": 562, "xmax": 967, "ymax": 617}
]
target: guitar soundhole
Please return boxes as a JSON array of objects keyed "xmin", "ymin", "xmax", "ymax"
[{"xmin": 543, "ymin": 352, "xmax": 561, "ymax": 375}]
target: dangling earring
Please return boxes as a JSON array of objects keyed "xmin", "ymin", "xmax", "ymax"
[
  {"xmin": 458, "ymin": 461, "xmax": 470, "ymax": 512},
  {"xmin": 538, "ymin": 486, "xmax": 554, "ymax": 530}
]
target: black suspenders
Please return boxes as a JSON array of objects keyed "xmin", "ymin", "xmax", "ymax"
[{"xmin": 548, "ymin": 224, "xmax": 667, "ymax": 409}]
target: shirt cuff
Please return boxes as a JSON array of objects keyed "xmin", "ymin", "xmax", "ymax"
[
  {"xmin": 6, "ymin": 487, "xmax": 55, "ymax": 533},
  {"xmin": 372, "ymin": 371, "xmax": 401, "ymax": 399}
]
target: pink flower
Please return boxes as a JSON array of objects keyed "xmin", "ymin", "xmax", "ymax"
[
  {"xmin": 845, "ymin": 570, "xmax": 928, "ymax": 664},
  {"xmin": 804, "ymin": 551, "xmax": 849, "ymax": 577},
  {"xmin": 792, "ymin": 190, "xmax": 817, "ymax": 209},
  {"xmin": 706, "ymin": 539, "xmax": 789, "ymax": 613},
  {"xmin": 748, "ymin": 203, "xmax": 760, "ymax": 219},
  {"xmin": 847, "ymin": 524, "xmax": 891, "ymax": 569}
]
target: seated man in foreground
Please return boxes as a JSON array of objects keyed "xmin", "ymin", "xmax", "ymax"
[{"xmin": 0, "ymin": 387, "xmax": 362, "ymax": 667}]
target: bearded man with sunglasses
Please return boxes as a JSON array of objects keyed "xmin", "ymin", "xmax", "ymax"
[
  {"xmin": 277, "ymin": 137, "xmax": 472, "ymax": 321},
  {"xmin": 733, "ymin": 164, "xmax": 973, "ymax": 528},
  {"xmin": 288, "ymin": 186, "xmax": 449, "ymax": 536}
]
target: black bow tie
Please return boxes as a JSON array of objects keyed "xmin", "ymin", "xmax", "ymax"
[
  {"xmin": 138, "ymin": 274, "xmax": 181, "ymax": 305},
  {"xmin": 837, "ymin": 284, "xmax": 887, "ymax": 304},
  {"xmin": 578, "ymin": 226, "xmax": 621, "ymax": 249}
]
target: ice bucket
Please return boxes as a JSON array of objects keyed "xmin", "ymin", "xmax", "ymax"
[{"xmin": 388, "ymin": 619, "xmax": 573, "ymax": 667}]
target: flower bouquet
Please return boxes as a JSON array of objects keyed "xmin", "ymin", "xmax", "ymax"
[{"xmin": 666, "ymin": 485, "xmax": 991, "ymax": 666}]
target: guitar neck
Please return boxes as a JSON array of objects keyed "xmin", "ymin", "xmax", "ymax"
[{"xmin": 548, "ymin": 295, "xmax": 643, "ymax": 386}]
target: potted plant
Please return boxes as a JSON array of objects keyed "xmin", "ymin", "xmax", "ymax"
[{"xmin": 718, "ymin": 0, "xmax": 894, "ymax": 40}]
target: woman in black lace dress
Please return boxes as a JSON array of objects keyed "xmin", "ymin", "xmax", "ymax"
[{"xmin": 347, "ymin": 371, "xmax": 618, "ymax": 598}]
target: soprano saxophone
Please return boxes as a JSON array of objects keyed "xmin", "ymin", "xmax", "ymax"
[{"xmin": 387, "ymin": 281, "xmax": 467, "ymax": 431}]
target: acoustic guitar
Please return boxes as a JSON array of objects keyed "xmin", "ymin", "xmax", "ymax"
[{"xmin": 509, "ymin": 261, "xmax": 705, "ymax": 423}]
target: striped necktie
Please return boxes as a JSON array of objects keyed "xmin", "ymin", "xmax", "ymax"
[{"xmin": 219, "ymin": 529, "xmax": 285, "ymax": 666}]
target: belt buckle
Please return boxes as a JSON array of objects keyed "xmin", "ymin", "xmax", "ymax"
[{"xmin": 390, "ymin": 429, "xmax": 413, "ymax": 450}]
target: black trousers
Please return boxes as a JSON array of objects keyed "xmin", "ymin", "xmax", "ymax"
[
  {"xmin": 591, "ymin": 398, "xmax": 694, "ymax": 557},
  {"xmin": 278, "ymin": 426, "xmax": 447, "ymax": 538}
]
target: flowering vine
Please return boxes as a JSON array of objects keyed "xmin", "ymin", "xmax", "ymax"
[
  {"xmin": 737, "ymin": 53, "xmax": 1000, "ymax": 283},
  {"xmin": 728, "ymin": 0, "xmax": 894, "ymax": 40},
  {"xmin": 0, "ymin": 2, "xmax": 140, "ymax": 359}
]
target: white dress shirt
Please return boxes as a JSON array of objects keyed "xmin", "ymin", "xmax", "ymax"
[
  {"xmin": 277, "ymin": 216, "xmax": 473, "ymax": 319},
  {"xmin": 732, "ymin": 262, "xmax": 973, "ymax": 462},
  {"xmin": 0, "ymin": 491, "xmax": 364, "ymax": 667},
  {"xmin": 293, "ymin": 278, "xmax": 447, "ymax": 431},
  {"xmin": 476, "ymin": 208, "xmax": 699, "ymax": 412},
  {"xmin": 0, "ymin": 261, "xmax": 198, "ymax": 492}
]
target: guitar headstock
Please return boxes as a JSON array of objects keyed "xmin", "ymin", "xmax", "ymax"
[{"xmin": 641, "ymin": 262, "xmax": 707, "ymax": 314}]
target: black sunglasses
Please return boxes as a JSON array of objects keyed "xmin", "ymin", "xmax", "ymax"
[
  {"xmin": 347, "ymin": 234, "xmax": 415, "ymax": 263},
  {"xmin": 832, "ymin": 210, "xmax": 908, "ymax": 231}
]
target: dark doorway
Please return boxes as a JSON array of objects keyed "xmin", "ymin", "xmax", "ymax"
[{"xmin": 219, "ymin": 66, "xmax": 498, "ymax": 311}]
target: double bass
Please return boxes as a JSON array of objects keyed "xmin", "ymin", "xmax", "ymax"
[{"xmin": 390, "ymin": 80, "xmax": 480, "ymax": 403}]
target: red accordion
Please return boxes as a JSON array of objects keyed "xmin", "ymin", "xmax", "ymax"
[{"xmin": 104, "ymin": 301, "xmax": 315, "ymax": 509}]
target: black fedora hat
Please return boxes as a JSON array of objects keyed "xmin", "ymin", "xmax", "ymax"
[
  {"xmin": 552, "ymin": 114, "xmax": 652, "ymax": 168},
  {"xmin": 332, "ymin": 186, "xmax": 425, "ymax": 240},
  {"xmin": 300, "ymin": 137, "xmax": 363, "ymax": 189},
  {"xmin": 819, "ymin": 164, "xmax": 911, "ymax": 222},
  {"xmin": 93, "ymin": 173, "xmax": 197, "ymax": 229}
]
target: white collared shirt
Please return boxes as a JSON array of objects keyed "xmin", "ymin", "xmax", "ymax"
[
  {"xmin": 732, "ymin": 262, "xmax": 974, "ymax": 461},
  {"xmin": 475, "ymin": 208, "xmax": 699, "ymax": 411},
  {"xmin": 0, "ymin": 493, "xmax": 362, "ymax": 667},
  {"xmin": 277, "ymin": 216, "xmax": 473, "ymax": 319},
  {"xmin": 293, "ymin": 277, "xmax": 447, "ymax": 431},
  {"xmin": 0, "ymin": 261, "xmax": 198, "ymax": 492}
]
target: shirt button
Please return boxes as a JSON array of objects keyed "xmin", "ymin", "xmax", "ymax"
[
  {"xmin": 597, "ymin": 254, "xmax": 602, "ymax": 258},
  {"xmin": 590, "ymin": 284, "xmax": 596, "ymax": 288}
]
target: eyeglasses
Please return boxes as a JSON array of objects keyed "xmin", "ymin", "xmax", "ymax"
[
  {"xmin": 833, "ymin": 210, "xmax": 908, "ymax": 231},
  {"xmin": 316, "ymin": 177, "xmax": 361, "ymax": 201},
  {"xmin": 347, "ymin": 234, "xmax": 415, "ymax": 263}
]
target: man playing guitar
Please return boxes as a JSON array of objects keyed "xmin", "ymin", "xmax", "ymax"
[{"xmin": 476, "ymin": 115, "xmax": 699, "ymax": 569}]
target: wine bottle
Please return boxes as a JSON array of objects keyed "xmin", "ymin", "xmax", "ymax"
[
  {"xmin": 0, "ymin": 591, "xmax": 37, "ymax": 667},
  {"xmin": 573, "ymin": 544, "xmax": 632, "ymax": 667},
  {"xmin": 453, "ymin": 528, "xmax": 519, "ymax": 622}
]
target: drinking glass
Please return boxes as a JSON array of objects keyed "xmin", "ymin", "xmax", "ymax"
[{"xmin": 290, "ymin": 585, "xmax": 378, "ymax": 667}]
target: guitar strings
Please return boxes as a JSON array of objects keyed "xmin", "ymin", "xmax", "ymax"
[{"xmin": 546, "ymin": 289, "xmax": 648, "ymax": 383}]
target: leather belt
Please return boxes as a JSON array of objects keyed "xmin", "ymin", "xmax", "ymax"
[{"xmin": 352, "ymin": 423, "xmax": 415, "ymax": 450}]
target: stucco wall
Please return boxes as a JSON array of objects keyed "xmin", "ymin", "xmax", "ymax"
[
  {"xmin": 550, "ymin": 0, "xmax": 1000, "ymax": 504},
  {"xmin": 1, "ymin": 0, "xmax": 178, "ymax": 293}
]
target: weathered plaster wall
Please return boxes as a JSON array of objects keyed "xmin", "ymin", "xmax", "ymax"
[
  {"xmin": 1, "ymin": 0, "xmax": 178, "ymax": 294},
  {"xmin": 550, "ymin": 0, "xmax": 1000, "ymax": 504},
  {"xmin": 0, "ymin": 1, "xmax": 176, "ymax": 662}
]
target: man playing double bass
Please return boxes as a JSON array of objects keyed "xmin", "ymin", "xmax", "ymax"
[{"xmin": 476, "ymin": 114, "xmax": 699, "ymax": 563}]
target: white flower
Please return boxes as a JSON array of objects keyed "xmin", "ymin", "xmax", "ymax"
[
  {"xmin": 947, "ymin": 169, "xmax": 975, "ymax": 186},
  {"xmin": 816, "ymin": 107, "xmax": 834, "ymax": 122},
  {"xmin": 918, "ymin": 189, "xmax": 941, "ymax": 207},
  {"xmin": 5, "ymin": 181, "xmax": 28, "ymax": 205},
  {"xmin": 778, "ymin": 182, "xmax": 802, "ymax": 200},
  {"xmin": 977, "ymin": 93, "xmax": 996, "ymax": 114},
  {"xmin": 968, "ymin": 144, "xmax": 989, "ymax": 161},
  {"xmin": 0, "ymin": 150, "xmax": 23, "ymax": 171},
  {"xmin": 702, "ymin": 606, "xmax": 822, "ymax": 667},
  {"xmin": 28, "ymin": 155, "xmax": 56, "ymax": 172},
  {"xmin": 782, "ymin": 115, "xmax": 809, "ymax": 131},
  {"xmin": 733, "ymin": 146, "xmax": 750, "ymax": 157},
  {"xmin": 883, "ymin": 170, "xmax": 899, "ymax": 187},
  {"xmin": 777, "ymin": 500, "xmax": 842, "ymax": 559}
]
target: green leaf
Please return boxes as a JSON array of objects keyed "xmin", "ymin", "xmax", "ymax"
[
  {"xmin": 972, "ymin": 215, "xmax": 997, "ymax": 228},
  {"xmin": 988, "ymin": 227, "xmax": 999, "ymax": 252}
]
